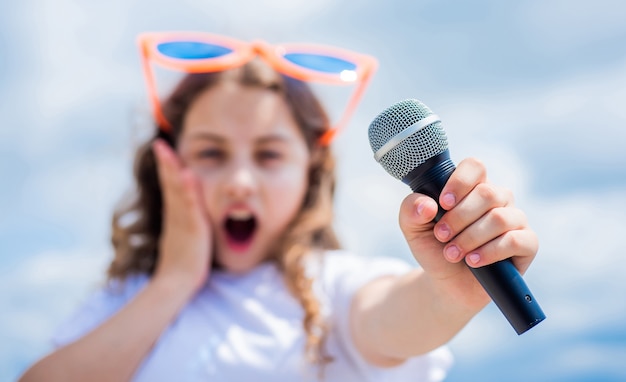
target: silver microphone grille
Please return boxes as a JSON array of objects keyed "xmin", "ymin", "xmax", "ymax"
[{"xmin": 368, "ymin": 99, "xmax": 449, "ymax": 180}]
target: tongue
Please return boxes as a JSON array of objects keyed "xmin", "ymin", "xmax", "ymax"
[{"xmin": 226, "ymin": 218, "xmax": 255, "ymax": 242}]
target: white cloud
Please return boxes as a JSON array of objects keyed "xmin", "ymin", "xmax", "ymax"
[
  {"xmin": 0, "ymin": 249, "xmax": 108, "ymax": 379},
  {"xmin": 333, "ymin": 50, "xmax": 626, "ymax": 376},
  {"xmin": 183, "ymin": 0, "xmax": 335, "ymax": 27},
  {"xmin": 518, "ymin": 0, "xmax": 626, "ymax": 51},
  {"xmin": 4, "ymin": 0, "xmax": 626, "ymax": 380}
]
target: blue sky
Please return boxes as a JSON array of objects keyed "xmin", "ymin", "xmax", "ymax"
[{"xmin": 1, "ymin": 1, "xmax": 626, "ymax": 381}]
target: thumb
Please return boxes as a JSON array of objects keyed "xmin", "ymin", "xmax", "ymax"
[{"xmin": 398, "ymin": 193, "xmax": 439, "ymax": 240}]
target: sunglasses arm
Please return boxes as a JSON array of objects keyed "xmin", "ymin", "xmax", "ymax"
[
  {"xmin": 318, "ymin": 63, "xmax": 377, "ymax": 146},
  {"xmin": 140, "ymin": 42, "xmax": 173, "ymax": 133}
]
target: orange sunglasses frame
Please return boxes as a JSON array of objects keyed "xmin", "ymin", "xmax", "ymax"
[{"xmin": 138, "ymin": 31, "xmax": 378, "ymax": 145}]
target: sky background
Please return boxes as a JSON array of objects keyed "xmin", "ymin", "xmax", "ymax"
[{"xmin": 1, "ymin": 0, "xmax": 626, "ymax": 381}]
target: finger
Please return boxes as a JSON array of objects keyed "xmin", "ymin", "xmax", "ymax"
[
  {"xmin": 178, "ymin": 168, "xmax": 209, "ymax": 232},
  {"xmin": 179, "ymin": 167, "xmax": 204, "ymax": 211},
  {"xmin": 442, "ymin": 206, "xmax": 527, "ymax": 263},
  {"xmin": 463, "ymin": 228, "xmax": 538, "ymax": 274},
  {"xmin": 153, "ymin": 139, "xmax": 183, "ymax": 188},
  {"xmin": 399, "ymin": 193, "xmax": 463, "ymax": 279},
  {"xmin": 399, "ymin": 193, "xmax": 439, "ymax": 239},
  {"xmin": 434, "ymin": 183, "xmax": 514, "ymax": 243},
  {"xmin": 153, "ymin": 140, "xmax": 203, "ymax": 212},
  {"xmin": 439, "ymin": 157, "xmax": 487, "ymax": 210},
  {"xmin": 153, "ymin": 139, "xmax": 188, "ymax": 204},
  {"xmin": 157, "ymin": 165, "xmax": 206, "ymax": 235}
]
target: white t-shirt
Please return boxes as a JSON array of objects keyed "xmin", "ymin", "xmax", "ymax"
[{"xmin": 53, "ymin": 251, "xmax": 453, "ymax": 381}]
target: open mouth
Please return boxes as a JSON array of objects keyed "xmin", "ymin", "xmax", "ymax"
[{"xmin": 224, "ymin": 211, "xmax": 257, "ymax": 248}]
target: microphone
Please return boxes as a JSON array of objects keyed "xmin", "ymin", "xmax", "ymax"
[{"xmin": 368, "ymin": 99, "xmax": 545, "ymax": 335}]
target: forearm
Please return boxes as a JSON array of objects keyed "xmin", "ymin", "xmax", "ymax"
[
  {"xmin": 20, "ymin": 275, "xmax": 195, "ymax": 382},
  {"xmin": 352, "ymin": 268, "xmax": 489, "ymax": 363}
]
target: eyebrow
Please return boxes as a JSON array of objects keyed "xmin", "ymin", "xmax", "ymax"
[
  {"xmin": 186, "ymin": 132, "xmax": 225, "ymax": 143},
  {"xmin": 186, "ymin": 131, "xmax": 294, "ymax": 145},
  {"xmin": 256, "ymin": 134, "xmax": 293, "ymax": 145}
]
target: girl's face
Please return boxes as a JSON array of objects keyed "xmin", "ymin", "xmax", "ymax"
[{"xmin": 177, "ymin": 82, "xmax": 310, "ymax": 274}]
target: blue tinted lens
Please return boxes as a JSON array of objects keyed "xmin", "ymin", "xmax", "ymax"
[
  {"xmin": 157, "ymin": 41, "xmax": 233, "ymax": 60},
  {"xmin": 284, "ymin": 53, "xmax": 356, "ymax": 74}
]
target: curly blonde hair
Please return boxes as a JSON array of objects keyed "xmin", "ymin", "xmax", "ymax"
[{"xmin": 109, "ymin": 59, "xmax": 340, "ymax": 369}]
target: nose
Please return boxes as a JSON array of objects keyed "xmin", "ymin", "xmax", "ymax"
[{"xmin": 224, "ymin": 160, "xmax": 257, "ymax": 200}]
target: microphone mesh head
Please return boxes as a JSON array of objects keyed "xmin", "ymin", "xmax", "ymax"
[{"xmin": 368, "ymin": 99, "xmax": 448, "ymax": 180}]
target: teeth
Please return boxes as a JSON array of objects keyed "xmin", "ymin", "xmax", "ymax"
[{"xmin": 228, "ymin": 210, "xmax": 253, "ymax": 220}]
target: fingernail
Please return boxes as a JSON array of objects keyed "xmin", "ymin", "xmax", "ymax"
[
  {"xmin": 437, "ymin": 223, "xmax": 451, "ymax": 241},
  {"xmin": 445, "ymin": 245, "xmax": 460, "ymax": 261},
  {"xmin": 442, "ymin": 192, "xmax": 456, "ymax": 208},
  {"xmin": 468, "ymin": 253, "xmax": 481, "ymax": 265},
  {"xmin": 416, "ymin": 202, "xmax": 426, "ymax": 216}
]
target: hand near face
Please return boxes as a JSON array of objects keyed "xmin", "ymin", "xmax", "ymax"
[
  {"xmin": 399, "ymin": 158, "xmax": 539, "ymax": 310},
  {"xmin": 152, "ymin": 139, "xmax": 213, "ymax": 294}
]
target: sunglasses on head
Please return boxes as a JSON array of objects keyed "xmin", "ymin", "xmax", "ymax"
[{"xmin": 138, "ymin": 31, "xmax": 378, "ymax": 145}]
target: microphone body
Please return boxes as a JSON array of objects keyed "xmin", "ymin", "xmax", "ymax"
[{"xmin": 368, "ymin": 99, "xmax": 545, "ymax": 335}]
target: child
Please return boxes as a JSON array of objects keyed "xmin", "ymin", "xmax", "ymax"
[{"xmin": 20, "ymin": 33, "xmax": 538, "ymax": 382}]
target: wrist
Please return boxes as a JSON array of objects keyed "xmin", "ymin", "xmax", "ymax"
[
  {"xmin": 426, "ymin": 271, "xmax": 491, "ymax": 317},
  {"xmin": 151, "ymin": 270, "xmax": 203, "ymax": 302}
]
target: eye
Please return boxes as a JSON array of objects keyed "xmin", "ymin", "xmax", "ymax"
[
  {"xmin": 256, "ymin": 148, "xmax": 283, "ymax": 162},
  {"xmin": 256, "ymin": 149, "xmax": 283, "ymax": 164},
  {"xmin": 197, "ymin": 148, "xmax": 225, "ymax": 160},
  {"xmin": 258, "ymin": 149, "xmax": 282, "ymax": 159}
]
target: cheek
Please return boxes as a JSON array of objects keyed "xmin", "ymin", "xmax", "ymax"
[
  {"xmin": 195, "ymin": 173, "xmax": 221, "ymax": 218},
  {"xmin": 265, "ymin": 168, "xmax": 308, "ymax": 218}
]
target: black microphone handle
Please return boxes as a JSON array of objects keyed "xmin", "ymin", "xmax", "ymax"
[{"xmin": 403, "ymin": 150, "xmax": 545, "ymax": 335}]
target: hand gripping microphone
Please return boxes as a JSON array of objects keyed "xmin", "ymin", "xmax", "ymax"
[{"xmin": 368, "ymin": 99, "xmax": 545, "ymax": 335}]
